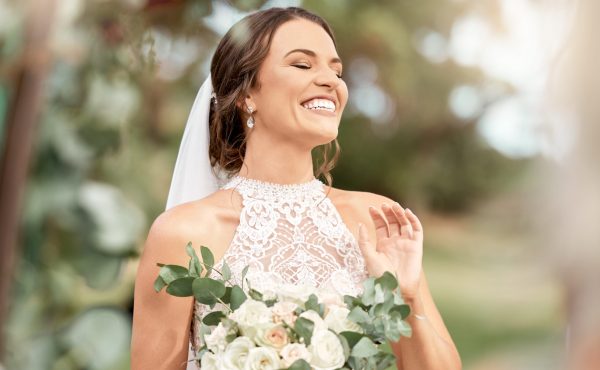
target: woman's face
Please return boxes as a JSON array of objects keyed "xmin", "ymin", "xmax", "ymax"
[{"xmin": 245, "ymin": 18, "xmax": 348, "ymax": 148}]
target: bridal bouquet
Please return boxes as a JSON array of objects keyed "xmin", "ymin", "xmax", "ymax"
[{"xmin": 154, "ymin": 243, "xmax": 413, "ymax": 370}]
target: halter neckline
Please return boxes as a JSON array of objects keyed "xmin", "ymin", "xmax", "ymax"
[{"xmin": 226, "ymin": 174, "xmax": 322, "ymax": 190}]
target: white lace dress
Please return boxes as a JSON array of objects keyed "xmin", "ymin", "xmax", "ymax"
[{"xmin": 187, "ymin": 175, "xmax": 369, "ymax": 369}]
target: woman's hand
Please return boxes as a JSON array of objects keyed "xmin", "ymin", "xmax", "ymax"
[{"xmin": 357, "ymin": 202, "xmax": 424, "ymax": 300}]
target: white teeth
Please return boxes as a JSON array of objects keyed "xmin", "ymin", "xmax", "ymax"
[{"xmin": 301, "ymin": 98, "xmax": 335, "ymax": 112}]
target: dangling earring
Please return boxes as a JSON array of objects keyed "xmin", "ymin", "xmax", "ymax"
[{"xmin": 246, "ymin": 106, "xmax": 255, "ymax": 128}]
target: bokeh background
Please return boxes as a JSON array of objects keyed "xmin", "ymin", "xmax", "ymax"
[{"xmin": 1, "ymin": 0, "xmax": 598, "ymax": 369}]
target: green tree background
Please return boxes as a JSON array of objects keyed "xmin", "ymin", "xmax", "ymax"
[{"xmin": 0, "ymin": 0, "xmax": 563, "ymax": 369}]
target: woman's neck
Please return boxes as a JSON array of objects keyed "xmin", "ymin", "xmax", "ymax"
[{"xmin": 239, "ymin": 140, "xmax": 316, "ymax": 185}]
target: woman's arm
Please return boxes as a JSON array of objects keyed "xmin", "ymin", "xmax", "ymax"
[
  {"xmin": 353, "ymin": 192, "xmax": 461, "ymax": 370},
  {"xmin": 390, "ymin": 270, "xmax": 462, "ymax": 370},
  {"xmin": 131, "ymin": 210, "xmax": 207, "ymax": 370}
]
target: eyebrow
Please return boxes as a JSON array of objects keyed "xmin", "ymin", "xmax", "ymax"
[{"xmin": 284, "ymin": 48, "xmax": 343, "ymax": 66}]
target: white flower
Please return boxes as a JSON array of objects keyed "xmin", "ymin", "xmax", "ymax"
[
  {"xmin": 230, "ymin": 299, "xmax": 273, "ymax": 337},
  {"xmin": 204, "ymin": 323, "xmax": 228, "ymax": 353},
  {"xmin": 222, "ymin": 337, "xmax": 255, "ymax": 370},
  {"xmin": 298, "ymin": 310, "xmax": 328, "ymax": 332},
  {"xmin": 200, "ymin": 351, "xmax": 221, "ymax": 370},
  {"xmin": 316, "ymin": 288, "xmax": 345, "ymax": 308},
  {"xmin": 243, "ymin": 347, "xmax": 281, "ymax": 370},
  {"xmin": 324, "ymin": 306, "xmax": 363, "ymax": 334},
  {"xmin": 271, "ymin": 301, "xmax": 298, "ymax": 325},
  {"xmin": 254, "ymin": 324, "xmax": 289, "ymax": 351},
  {"xmin": 280, "ymin": 343, "xmax": 312, "ymax": 368},
  {"xmin": 308, "ymin": 330, "xmax": 346, "ymax": 370},
  {"xmin": 278, "ymin": 284, "xmax": 317, "ymax": 305}
]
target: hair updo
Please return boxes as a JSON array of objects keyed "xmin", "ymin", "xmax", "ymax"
[{"xmin": 208, "ymin": 6, "xmax": 340, "ymax": 187}]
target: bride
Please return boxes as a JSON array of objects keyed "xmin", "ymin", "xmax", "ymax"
[{"xmin": 131, "ymin": 6, "xmax": 460, "ymax": 370}]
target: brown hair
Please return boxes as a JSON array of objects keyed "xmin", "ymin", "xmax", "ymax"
[{"xmin": 208, "ymin": 6, "xmax": 340, "ymax": 188}]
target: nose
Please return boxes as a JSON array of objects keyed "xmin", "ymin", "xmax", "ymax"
[{"xmin": 314, "ymin": 67, "xmax": 341, "ymax": 89}]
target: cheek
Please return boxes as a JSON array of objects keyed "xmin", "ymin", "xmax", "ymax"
[{"xmin": 338, "ymin": 82, "xmax": 349, "ymax": 110}]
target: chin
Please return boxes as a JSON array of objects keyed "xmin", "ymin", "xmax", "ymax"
[{"xmin": 313, "ymin": 127, "xmax": 339, "ymax": 146}]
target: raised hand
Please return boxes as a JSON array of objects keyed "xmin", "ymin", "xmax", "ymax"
[{"xmin": 357, "ymin": 202, "xmax": 424, "ymax": 301}]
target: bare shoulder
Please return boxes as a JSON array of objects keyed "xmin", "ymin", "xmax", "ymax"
[
  {"xmin": 326, "ymin": 185, "xmax": 398, "ymax": 234},
  {"xmin": 141, "ymin": 188, "xmax": 242, "ymax": 264},
  {"xmin": 328, "ymin": 185, "xmax": 396, "ymax": 214}
]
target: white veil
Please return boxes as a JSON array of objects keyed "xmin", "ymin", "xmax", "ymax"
[{"xmin": 165, "ymin": 73, "xmax": 225, "ymax": 211}]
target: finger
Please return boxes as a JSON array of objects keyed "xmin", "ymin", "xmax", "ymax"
[
  {"xmin": 382, "ymin": 203, "xmax": 401, "ymax": 236},
  {"xmin": 391, "ymin": 203, "xmax": 413, "ymax": 238},
  {"xmin": 369, "ymin": 206, "xmax": 390, "ymax": 239},
  {"xmin": 405, "ymin": 208, "xmax": 423, "ymax": 235},
  {"xmin": 357, "ymin": 222, "xmax": 376, "ymax": 257}
]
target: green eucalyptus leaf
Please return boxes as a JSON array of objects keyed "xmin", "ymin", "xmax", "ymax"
[
  {"xmin": 373, "ymin": 316, "xmax": 386, "ymax": 336},
  {"xmin": 221, "ymin": 260, "xmax": 231, "ymax": 281},
  {"xmin": 305, "ymin": 294, "xmax": 324, "ymax": 317},
  {"xmin": 351, "ymin": 337, "xmax": 379, "ymax": 358},
  {"xmin": 286, "ymin": 359, "xmax": 311, "ymax": 370},
  {"xmin": 159, "ymin": 265, "xmax": 189, "ymax": 284},
  {"xmin": 339, "ymin": 331, "xmax": 364, "ymax": 348},
  {"xmin": 375, "ymin": 352, "xmax": 397, "ymax": 370},
  {"xmin": 397, "ymin": 318, "xmax": 412, "ymax": 338},
  {"xmin": 248, "ymin": 288, "xmax": 263, "ymax": 301},
  {"xmin": 374, "ymin": 290, "xmax": 394, "ymax": 316},
  {"xmin": 374, "ymin": 271, "xmax": 398, "ymax": 291},
  {"xmin": 186, "ymin": 243, "xmax": 203, "ymax": 277},
  {"xmin": 153, "ymin": 276, "xmax": 166, "ymax": 292},
  {"xmin": 383, "ymin": 316, "xmax": 400, "ymax": 341},
  {"xmin": 337, "ymin": 333, "xmax": 351, "ymax": 360},
  {"xmin": 221, "ymin": 286, "xmax": 232, "ymax": 304},
  {"xmin": 166, "ymin": 277, "xmax": 195, "ymax": 296},
  {"xmin": 202, "ymin": 311, "xmax": 226, "ymax": 326},
  {"xmin": 192, "ymin": 277, "xmax": 226, "ymax": 305},
  {"xmin": 241, "ymin": 265, "xmax": 250, "ymax": 290},
  {"xmin": 294, "ymin": 317, "xmax": 314, "ymax": 346},
  {"xmin": 374, "ymin": 284, "xmax": 385, "ymax": 304},
  {"xmin": 200, "ymin": 246, "xmax": 214, "ymax": 276},
  {"xmin": 390, "ymin": 304, "xmax": 410, "ymax": 319},
  {"xmin": 347, "ymin": 306, "xmax": 370, "ymax": 324},
  {"xmin": 393, "ymin": 291, "xmax": 405, "ymax": 305},
  {"xmin": 230, "ymin": 285, "xmax": 247, "ymax": 310},
  {"xmin": 361, "ymin": 278, "xmax": 376, "ymax": 306}
]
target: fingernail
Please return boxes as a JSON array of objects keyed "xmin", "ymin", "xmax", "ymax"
[{"xmin": 406, "ymin": 208, "xmax": 412, "ymax": 213}]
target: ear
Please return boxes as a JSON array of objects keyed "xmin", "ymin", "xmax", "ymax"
[{"xmin": 240, "ymin": 94, "xmax": 256, "ymax": 113}]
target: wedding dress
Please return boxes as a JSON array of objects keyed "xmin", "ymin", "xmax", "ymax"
[{"xmin": 186, "ymin": 174, "xmax": 369, "ymax": 369}]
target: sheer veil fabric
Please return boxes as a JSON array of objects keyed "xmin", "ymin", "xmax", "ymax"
[{"xmin": 165, "ymin": 74, "xmax": 225, "ymax": 212}]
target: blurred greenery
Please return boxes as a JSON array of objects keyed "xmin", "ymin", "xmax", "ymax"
[{"xmin": 0, "ymin": 0, "xmax": 562, "ymax": 369}]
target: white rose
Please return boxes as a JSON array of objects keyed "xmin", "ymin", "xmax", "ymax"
[
  {"xmin": 280, "ymin": 343, "xmax": 312, "ymax": 368},
  {"xmin": 254, "ymin": 324, "xmax": 289, "ymax": 351},
  {"xmin": 204, "ymin": 322, "xmax": 228, "ymax": 353},
  {"xmin": 271, "ymin": 301, "xmax": 298, "ymax": 325},
  {"xmin": 324, "ymin": 306, "xmax": 363, "ymax": 334},
  {"xmin": 230, "ymin": 299, "xmax": 273, "ymax": 337},
  {"xmin": 222, "ymin": 337, "xmax": 255, "ymax": 370},
  {"xmin": 308, "ymin": 330, "xmax": 346, "ymax": 370},
  {"xmin": 243, "ymin": 347, "xmax": 281, "ymax": 370},
  {"xmin": 278, "ymin": 284, "xmax": 317, "ymax": 305},
  {"xmin": 200, "ymin": 351, "xmax": 221, "ymax": 370},
  {"xmin": 298, "ymin": 310, "xmax": 328, "ymax": 333},
  {"xmin": 316, "ymin": 288, "xmax": 345, "ymax": 308}
]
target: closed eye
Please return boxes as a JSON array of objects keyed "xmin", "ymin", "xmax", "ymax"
[{"xmin": 292, "ymin": 64, "xmax": 343, "ymax": 79}]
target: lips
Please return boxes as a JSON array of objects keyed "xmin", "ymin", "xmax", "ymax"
[{"xmin": 300, "ymin": 95, "xmax": 338, "ymax": 114}]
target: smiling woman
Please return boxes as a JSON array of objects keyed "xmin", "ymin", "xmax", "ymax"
[{"xmin": 131, "ymin": 6, "xmax": 461, "ymax": 370}]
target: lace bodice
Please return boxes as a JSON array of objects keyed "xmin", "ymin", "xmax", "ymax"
[{"xmin": 188, "ymin": 175, "xmax": 368, "ymax": 363}]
